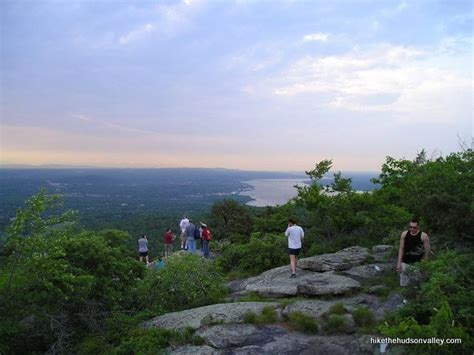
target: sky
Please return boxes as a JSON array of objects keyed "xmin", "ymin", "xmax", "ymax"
[{"xmin": 1, "ymin": 0, "xmax": 473, "ymax": 171}]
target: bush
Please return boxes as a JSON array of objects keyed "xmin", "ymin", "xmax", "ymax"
[
  {"xmin": 243, "ymin": 306, "xmax": 278, "ymax": 324},
  {"xmin": 328, "ymin": 302, "xmax": 346, "ymax": 315},
  {"xmin": 287, "ymin": 312, "xmax": 319, "ymax": 334},
  {"xmin": 352, "ymin": 306, "xmax": 374, "ymax": 328},
  {"xmin": 324, "ymin": 314, "xmax": 348, "ymax": 334},
  {"xmin": 138, "ymin": 254, "xmax": 227, "ymax": 313},
  {"xmin": 216, "ymin": 233, "xmax": 287, "ymax": 277}
]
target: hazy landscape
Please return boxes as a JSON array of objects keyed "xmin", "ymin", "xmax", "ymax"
[{"xmin": 0, "ymin": 168, "xmax": 378, "ymax": 233}]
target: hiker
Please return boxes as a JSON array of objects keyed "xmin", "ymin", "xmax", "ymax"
[
  {"xmin": 194, "ymin": 222, "xmax": 202, "ymax": 251},
  {"xmin": 285, "ymin": 218, "xmax": 304, "ymax": 278},
  {"xmin": 185, "ymin": 219, "xmax": 197, "ymax": 253},
  {"xmin": 163, "ymin": 227, "xmax": 175, "ymax": 257},
  {"xmin": 138, "ymin": 234, "xmax": 149, "ymax": 264},
  {"xmin": 397, "ymin": 218, "xmax": 431, "ymax": 287},
  {"xmin": 179, "ymin": 215, "xmax": 190, "ymax": 250},
  {"xmin": 201, "ymin": 222, "xmax": 212, "ymax": 258}
]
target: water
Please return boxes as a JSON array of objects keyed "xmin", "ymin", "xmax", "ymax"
[{"xmin": 240, "ymin": 179, "xmax": 309, "ymax": 207}]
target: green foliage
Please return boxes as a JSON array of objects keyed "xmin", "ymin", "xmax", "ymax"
[
  {"xmin": 216, "ymin": 233, "xmax": 288, "ymax": 278},
  {"xmin": 380, "ymin": 250, "xmax": 473, "ymax": 353},
  {"xmin": 352, "ymin": 306, "xmax": 375, "ymax": 328},
  {"xmin": 324, "ymin": 314, "xmax": 348, "ymax": 334},
  {"xmin": 287, "ymin": 312, "xmax": 319, "ymax": 334},
  {"xmin": 374, "ymin": 150, "xmax": 474, "ymax": 241},
  {"xmin": 328, "ymin": 302, "xmax": 346, "ymax": 315},
  {"xmin": 243, "ymin": 306, "xmax": 278, "ymax": 324},
  {"xmin": 138, "ymin": 254, "xmax": 227, "ymax": 313},
  {"xmin": 243, "ymin": 311, "xmax": 258, "ymax": 324},
  {"xmin": 0, "ymin": 191, "xmax": 146, "ymax": 354},
  {"xmin": 209, "ymin": 199, "xmax": 254, "ymax": 242},
  {"xmin": 331, "ymin": 171, "xmax": 353, "ymax": 193}
]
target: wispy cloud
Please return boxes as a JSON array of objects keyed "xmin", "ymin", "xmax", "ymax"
[
  {"xmin": 119, "ymin": 23, "xmax": 155, "ymax": 45},
  {"xmin": 70, "ymin": 113, "xmax": 93, "ymax": 122},
  {"xmin": 302, "ymin": 33, "xmax": 329, "ymax": 42},
  {"xmin": 265, "ymin": 42, "xmax": 471, "ymax": 123}
]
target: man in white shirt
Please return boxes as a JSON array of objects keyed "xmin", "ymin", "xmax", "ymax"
[
  {"xmin": 285, "ymin": 218, "xmax": 304, "ymax": 278},
  {"xmin": 179, "ymin": 215, "xmax": 190, "ymax": 250}
]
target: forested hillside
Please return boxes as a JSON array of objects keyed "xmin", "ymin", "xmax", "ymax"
[{"xmin": 0, "ymin": 150, "xmax": 472, "ymax": 354}]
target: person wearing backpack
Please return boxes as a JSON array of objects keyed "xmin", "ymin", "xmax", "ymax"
[{"xmin": 201, "ymin": 222, "xmax": 212, "ymax": 258}]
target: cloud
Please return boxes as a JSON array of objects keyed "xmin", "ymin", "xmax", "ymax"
[
  {"xmin": 267, "ymin": 42, "xmax": 471, "ymax": 123},
  {"xmin": 70, "ymin": 113, "xmax": 92, "ymax": 122},
  {"xmin": 302, "ymin": 33, "xmax": 329, "ymax": 42},
  {"xmin": 118, "ymin": 23, "xmax": 155, "ymax": 45}
]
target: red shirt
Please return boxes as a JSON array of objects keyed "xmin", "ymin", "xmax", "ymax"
[{"xmin": 163, "ymin": 231, "xmax": 173, "ymax": 244}]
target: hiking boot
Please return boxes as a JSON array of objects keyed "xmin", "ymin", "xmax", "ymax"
[{"xmin": 290, "ymin": 273, "xmax": 296, "ymax": 278}]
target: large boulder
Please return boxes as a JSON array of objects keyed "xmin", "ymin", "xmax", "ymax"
[
  {"xmin": 141, "ymin": 302, "xmax": 280, "ymax": 331},
  {"xmin": 298, "ymin": 247, "xmax": 370, "ymax": 272},
  {"xmin": 342, "ymin": 263, "xmax": 393, "ymax": 281},
  {"xmin": 234, "ymin": 266, "xmax": 361, "ymax": 297}
]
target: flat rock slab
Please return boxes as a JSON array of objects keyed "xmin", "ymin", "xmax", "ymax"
[
  {"xmin": 196, "ymin": 324, "xmax": 286, "ymax": 349},
  {"xmin": 298, "ymin": 246, "xmax": 370, "ymax": 272},
  {"xmin": 167, "ymin": 332, "xmax": 380, "ymax": 355},
  {"xmin": 342, "ymin": 263, "xmax": 394, "ymax": 280},
  {"xmin": 282, "ymin": 294, "xmax": 380, "ymax": 319},
  {"xmin": 141, "ymin": 302, "xmax": 280, "ymax": 331},
  {"xmin": 237, "ymin": 266, "xmax": 361, "ymax": 297}
]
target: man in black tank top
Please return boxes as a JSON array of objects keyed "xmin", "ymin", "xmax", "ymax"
[{"xmin": 397, "ymin": 219, "xmax": 431, "ymax": 287}]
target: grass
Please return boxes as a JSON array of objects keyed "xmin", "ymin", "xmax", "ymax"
[
  {"xmin": 243, "ymin": 306, "xmax": 278, "ymax": 324},
  {"xmin": 352, "ymin": 306, "xmax": 375, "ymax": 330},
  {"xmin": 324, "ymin": 314, "xmax": 348, "ymax": 334},
  {"xmin": 328, "ymin": 302, "xmax": 346, "ymax": 315},
  {"xmin": 287, "ymin": 312, "xmax": 319, "ymax": 334}
]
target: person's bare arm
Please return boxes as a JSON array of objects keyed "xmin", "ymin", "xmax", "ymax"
[
  {"xmin": 397, "ymin": 232, "xmax": 406, "ymax": 272},
  {"xmin": 422, "ymin": 232, "xmax": 430, "ymax": 260}
]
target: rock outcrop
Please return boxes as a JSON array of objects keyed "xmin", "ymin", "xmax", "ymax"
[
  {"xmin": 142, "ymin": 302, "xmax": 281, "ymax": 331},
  {"xmin": 142, "ymin": 245, "xmax": 403, "ymax": 354}
]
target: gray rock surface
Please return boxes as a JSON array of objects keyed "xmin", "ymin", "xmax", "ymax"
[
  {"xmin": 196, "ymin": 324, "xmax": 286, "ymax": 349},
  {"xmin": 233, "ymin": 266, "xmax": 361, "ymax": 297},
  {"xmin": 342, "ymin": 263, "xmax": 393, "ymax": 280},
  {"xmin": 282, "ymin": 294, "xmax": 380, "ymax": 320},
  {"xmin": 298, "ymin": 246, "xmax": 370, "ymax": 272},
  {"xmin": 142, "ymin": 302, "xmax": 280, "ymax": 330},
  {"xmin": 166, "ymin": 345, "xmax": 223, "ymax": 354}
]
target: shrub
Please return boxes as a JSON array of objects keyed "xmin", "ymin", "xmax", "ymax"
[
  {"xmin": 138, "ymin": 253, "xmax": 227, "ymax": 313},
  {"xmin": 216, "ymin": 233, "xmax": 287, "ymax": 277},
  {"xmin": 324, "ymin": 315, "xmax": 348, "ymax": 334},
  {"xmin": 328, "ymin": 302, "xmax": 346, "ymax": 315},
  {"xmin": 261, "ymin": 306, "xmax": 278, "ymax": 323},
  {"xmin": 243, "ymin": 306, "xmax": 278, "ymax": 324},
  {"xmin": 288, "ymin": 312, "xmax": 319, "ymax": 334},
  {"xmin": 243, "ymin": 311, "xmax": 258, "ymax": 324},
  {"xmin": 352, "ymin": 306, "xmax": 375, "ymax": 328}
]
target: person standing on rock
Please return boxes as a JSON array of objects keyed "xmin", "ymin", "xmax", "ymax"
[
  {"xmin": 163, "ymin": 228, "xmax": 175, "ymax": 257},
  {"xmin": 138, "ymin": 234, "xmax": 149, "ymax": 264},
  {"xmin": 185, "ymin": 219, "xmax": 197, "ymax": 253},
  {"xmin": 285, "ymin": 218, "xmax": 304, "ymax": 278},
  {"xmin": 179, "ymin": 215, "xmax": 190, "ymax": 250},
  {"xmin": 396, "ymin": 218, "xmax": 431, "ymax": 287},
  {"xmin": 201, "ymin": 222, "xmax": 212, "ymax": 259}
]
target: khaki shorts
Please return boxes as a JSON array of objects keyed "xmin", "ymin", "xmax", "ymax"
[{"xmin": 180, "ymin": 232, "xmax": 187, "ymax": 244}]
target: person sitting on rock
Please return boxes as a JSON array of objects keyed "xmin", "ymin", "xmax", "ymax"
[
  {"xmin": 285, "ymin": 218, "xmax": 304, "ymax": 278},
  {"xmin": 396, "ymin": 218, "xmax": 430, "ymax": 287}
]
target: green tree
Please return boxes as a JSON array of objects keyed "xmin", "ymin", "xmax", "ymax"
[{"xmin": 209, "ymin": 199, "xmax": 253, "ymax": 243}]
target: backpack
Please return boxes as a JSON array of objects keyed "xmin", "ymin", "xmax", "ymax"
[
  {"xmin": 202, "ymin": 228, "xmax": 212, "ymax": 241},
  {"xmin": 194, "ymin": 227, "xmax": 201, "ymax": 240}
]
